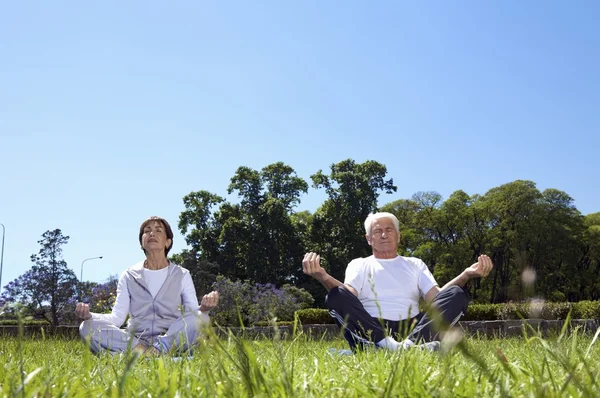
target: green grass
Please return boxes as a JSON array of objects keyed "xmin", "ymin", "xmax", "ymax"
[{"xmin": 1, "ymin": 326, "xmax": 600, "ymax": 397}]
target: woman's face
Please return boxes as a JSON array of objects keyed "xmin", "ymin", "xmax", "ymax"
[{"xmin": 141, "ymin": 221, "xmax": 172, "ymax": 255}]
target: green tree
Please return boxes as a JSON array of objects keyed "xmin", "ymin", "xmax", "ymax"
[
  {"xmin": 477, "ymin": 180, "xmax": 543, "ymax": 302},
  {"xmin": 477, "ymin": 181, "xmax": 590, "ymax": 302},
  {"xmin": 171, "ymin": 249, "xmax": 219, "ymax": 297},
  {"xmin": 310, "ymin": 159, "xmax": 397, "ymax": 282},
  {"xmin": 415, "ymin": 190, "xmax": 491, "ymax": 301},
  {"xmin": 178, "ymin": 190, "xmax": 225, "ymax": 257},
  {"xmin": 177, "ymin": 162, "xmax": 309, "ymax": 286},
  {"xmin": 382, "ymin": 190, "xmax": 491, "ymax": 301},
  {"xmin": 380, "ymin": 181, "xmax": 596, "ymax": 304},
  {"xmin": 584, "ymin": 213, "xmax": 600, "ymax": 298},
  {"xmin": 380, "ymin": 198, "xmax": 421, "ymax": 255},
  {"xmin": 0, "ymin": 229, "xmax": 77, "ymax": 325},
  {"xmin": 530, "ymin": 189, "xmax": 586, "ymax": 301}
]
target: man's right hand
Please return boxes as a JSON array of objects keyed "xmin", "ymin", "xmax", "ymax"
[
  {"xmin": 302, "ymin": 252, "xmax": 328, "ymax": 281},
  {"xmin": 75, "ymin": 302, "xmax": 92, "ymax": 320}
]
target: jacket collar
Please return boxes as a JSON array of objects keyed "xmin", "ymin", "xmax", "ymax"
[{"xmin": 128, "ymin": 261, "xmax": 175, "ymax": 291}]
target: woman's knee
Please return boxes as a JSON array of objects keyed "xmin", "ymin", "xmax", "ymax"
[{"xmin": 79, "ymin": 319, "xmax": 92, "ymax": 339}]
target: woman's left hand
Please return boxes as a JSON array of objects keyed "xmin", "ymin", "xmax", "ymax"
[{"xmin": 199, "ymin": 291, "xmax": 219, "ymax": 312}]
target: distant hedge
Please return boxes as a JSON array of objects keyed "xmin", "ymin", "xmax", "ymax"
[
  {"xmin": 252, "ymin": 321, "xmax": 295, "ymax": 327},
  {"xmin": 295, "ymin": 309, "xmax": 336, "ymax": 325},
  {"xmin": 466, "ymin": 300, "xmax": 600, "ymax": 321},
  {"xmin": 0, "ymin": 320, "xmax": 50, "ymax": 326},
  {"xmin": 295, "ymin": 301, "xmax": 600, "ymax": 324}
]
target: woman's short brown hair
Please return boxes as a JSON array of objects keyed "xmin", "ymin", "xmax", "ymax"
[{"xmin": 139, "ymin": 216, "xmax": 174, "ymax": 256}]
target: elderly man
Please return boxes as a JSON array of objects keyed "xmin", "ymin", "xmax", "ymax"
[{"xmin": 303, "ymin": 212, "xmax": 493, "ymax": 352}]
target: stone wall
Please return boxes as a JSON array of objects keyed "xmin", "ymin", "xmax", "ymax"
[{"xmin": 459, "ymin": 319, "xmax": 599, "ymax": 338}]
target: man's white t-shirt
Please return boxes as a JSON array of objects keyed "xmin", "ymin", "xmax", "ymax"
[{"xmin": 344, "ymin": 255, "xmax": 438, "ymax": 321}]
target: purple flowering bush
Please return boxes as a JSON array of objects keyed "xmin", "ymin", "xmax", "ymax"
[
  {"xmin": 210, "ymin": 276, "xmax": 314, "ymax": 326},
  {"xmin": 62, "ymin": 276, "xmax": 119, "ymax": 325},
  {"xmin": 89, "ymin": 276, "xmax": 118, "ymax": 313}
]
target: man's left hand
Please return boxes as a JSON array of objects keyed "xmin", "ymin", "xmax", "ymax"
[{"xmin": 464, "ymin": 255, "xmax": 494, "ymax": 279}]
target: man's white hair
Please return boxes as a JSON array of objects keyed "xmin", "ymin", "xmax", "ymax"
[{"xmin": 364, "ymin": 212, "xmax": 400, "ymax": 236}]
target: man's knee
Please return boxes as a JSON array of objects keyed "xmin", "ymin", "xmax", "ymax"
[
  {"xmin": 444, "ymin": 285, "xmax": 469, "ymax": 311},
  {"xmin": 325, "ymin": 285, "xmax": 353, "ymax": 309}
]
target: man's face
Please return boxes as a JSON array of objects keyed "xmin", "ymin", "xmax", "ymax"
[{"xmin": 366, "ymin": 218, "xmax": 399, "ymax": 253}]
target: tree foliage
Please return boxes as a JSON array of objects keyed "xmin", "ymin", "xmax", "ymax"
[
  {"xmin": 178, "ymin": 162, "xmax": 309, "ymax": 286},
  {"xmin": 310, "ymin": 159, "xmax": 397, "ymax": 279},
  {"xmin": 1, "ymin": 229, "xmax": 78, "ymax": 325},
  {"xmin": 177, "ymin": 161, "xmax": 600, "ymax": 307},
  {"xmin": 382, "ymin": 180, "xmax": 599, "ymax": 303},
  {"xmin": 6, "ymin": 161, "xmax": 599, "ymax": 324}
]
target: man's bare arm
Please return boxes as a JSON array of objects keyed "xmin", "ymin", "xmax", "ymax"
[
  {"xmin": 302, "ymin": 252, "xmax": 358, "ymax": 295},
  {"xmin": 423, "ymin": 255, "xmax": 494, "ymax": 304}
]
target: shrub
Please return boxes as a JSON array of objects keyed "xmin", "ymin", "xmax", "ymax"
[
  {"xmin": 249, "ymin": 284, "xmax": 314, "ymax": 325},
  {"xmin": 294, "ymin": 300, "xmax": 600, "ymax": 325},
  {"xmin": 549, "ymin": 290, "xmax": 567, "ymax": 302},
  {"xmin": 0, "ymin": 319, "xmax": 50, "ymax": 326},
  {"xmin": 539, "ymin": 301, "xmax": 572, "ymax": 320},
  {"xmin": 295, "ymin": 309, "xmax": 335, "ymax": 324},
  {"xmin": 472, "ymin": 300, "xmax": 597, "ymax": 321},
  {"xmin": 464, "ymin": 304, "xmax": 502, "ymax": 321},
  {"xmin": 252, "ymin": 321, "xmax": 295, "ymax": 327},
  {"xmin": 210, "ymin": 277, "xmax": 314, "ymax": 326},
  {"xmin": 58, "ymin": 277, "xmax": 119, "ymax": 326},
  {"xmin": 89, "ymin": 279, "xmax": 118, "ymax": 313},
  {"xmin": 494, "ymin": 300, "xmax": 559, "ymax": 320},
  {"xmin": 210, "ymin": 278, "xmax": 255, "ymax": 327},
  {"xmin": 496, "ymin": 302, "xmax": 524, "ymax": 320},
  {"xmin": 572, "ymin": 301, "xmax": 600, "ymax": 319}
]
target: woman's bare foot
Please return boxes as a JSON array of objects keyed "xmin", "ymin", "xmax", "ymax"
[
  {"xmin": 133, "ymin": 343, "xmax": 161, "ymax": 357},
  {"xmin": 144, "ymin": 346, "xmax": 161, "ymax": 357},
  {"xmin": 133, "ymin": 344, "xmax": 147, "ymax": 355}
]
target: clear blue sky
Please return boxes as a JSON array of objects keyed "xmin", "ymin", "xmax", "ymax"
[{"xmin": 1, "ymin": 1, "xmax": 598, "ymax": 289}]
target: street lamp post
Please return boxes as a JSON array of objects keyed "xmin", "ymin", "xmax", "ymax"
[
  {"xmin": 0, "ymin": 223, "xmax": 5, "ymax": 294},
  {"xmin": 80, "ymin": 256, "xmax": 103, "ymax": 282}
]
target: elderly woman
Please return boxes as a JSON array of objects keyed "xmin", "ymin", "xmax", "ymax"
[{"xmin": 76, "ymin": 216, "xmax": 219, "ymax": 355}]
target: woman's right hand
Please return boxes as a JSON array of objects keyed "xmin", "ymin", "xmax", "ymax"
[
  {"xmin": 199, "ymin": 291, "xmax": 219, "ymax": 312},
  {"xmin": 75, "ymin": 303, "xmax": 92, "ymax": 320}
]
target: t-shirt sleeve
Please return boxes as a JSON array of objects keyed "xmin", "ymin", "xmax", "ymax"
[
  {"xmin": 344, "ymin": 259, "xmax": 365, "ymax": 293},
  {"xmin": 417, "ymin": 259, "xmax": 438, "ymax": 298}
]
